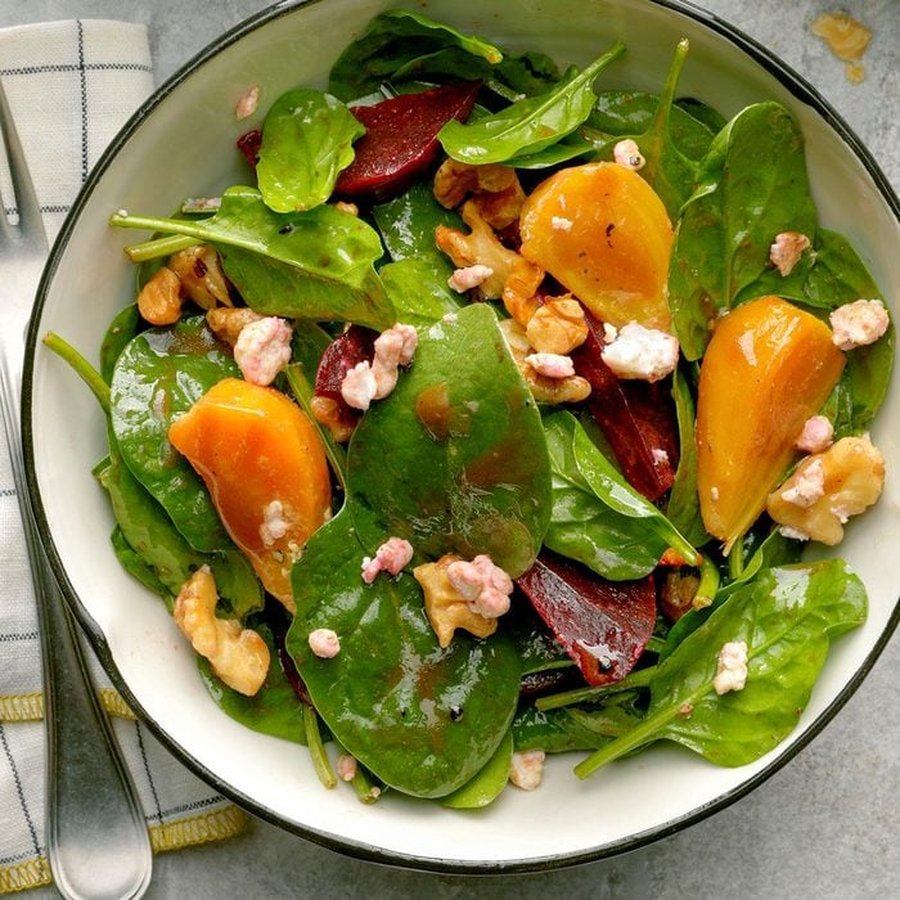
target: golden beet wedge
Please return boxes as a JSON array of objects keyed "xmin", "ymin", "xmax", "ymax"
[
  {"xmin": 169, "ymin": 377, "xmax": 332, "ymax": 611},
  {"xmin": 519, "ymin": 161, "xmax": 674, "ymax": 330},
  {"xmin": 696, "ymin": 296, "xmax": 845, "ymax": 553}
]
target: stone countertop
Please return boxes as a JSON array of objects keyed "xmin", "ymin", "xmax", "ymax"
[{"xmin": 4, "ymin": 1, "xmax": 897, "ymax": 897}]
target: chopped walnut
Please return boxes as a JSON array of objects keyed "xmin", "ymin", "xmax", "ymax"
[
  {"xmin": 137, "ymin": 266, "xmax": 183, "ymax": 325},
  {"xmin": 310, "ymin": 394, "xmax": 356, "ymax": 443},
  {"xmin": 433, "ymin": 159, "xmax": 525, "ymax": 229},
  {"xmin": 332, "ymin": 200, "xmax": 359, "ymax": 216},
  {"xmin": 499, "ymin": 318, "xmax": 591, "ymax": 404},
  {"xmin": 766, "ymin": 435, "xmax": 885, "ymax": 545},
  {"xmin": 525, "ymin": 297, "xmax": 588, "ymax": 354},
  {"xmin": 173, "ymin": 566, "xmax": 269, "ymax": 696},
  {"xmin": 435, "ymin": 201, "xmax": 543, "ymax": 325},
  {"xmin": 168, "ymin": 244, "xmax": 232, "ymax": 310},
  {"xmin": 414, "ymin": 554, "xmax": 499, "ymax": 648},
  {"xmin": 205, "ymin": 306, "xmax": 264, "ymax": 346}
]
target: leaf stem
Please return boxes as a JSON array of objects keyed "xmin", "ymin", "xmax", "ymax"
[
  {"xmin": 536, "ymin": 665, "xmax": 656, "ymax": 712},
  {"xmin": 42, "ymin": 332, "xmax": 110, "ymax": 413},
  {"xmin": 124, "ymin": 234, "xmax": 197, "ymax": 263},
  {"xmin": 302, "ymin": 704, "xmax": 337, "ymax": 789},
  {"xmin": 283, "ymin": 364, "xmax": 348, "ymax": 491},
  {"xmin": 692, "ymin": 554, "xmax": 720, "ymax": 610}
]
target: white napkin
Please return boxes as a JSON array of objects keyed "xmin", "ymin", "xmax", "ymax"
[{"xmin": 0, "ymin": 20, "xmax": 247, "ymax": 895}]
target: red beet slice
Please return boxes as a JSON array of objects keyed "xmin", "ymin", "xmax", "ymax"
[
  {"xmin": 334, "ymin": 81, "xmax": 481, "ymax": 204},
  {"xmin": 237, "ymin": 128, "xmax": 262, "ymax": 167},
  {"xmin": 572, "ymin": 311, "xmax": 679, "ymax": 501},
  {"xmin": 516, "ymin": 552, "xmax": 657, "ymax": 687},
  {"xmin": 314, "ymin": 325, "xmax": 377, "ymax": 400}
]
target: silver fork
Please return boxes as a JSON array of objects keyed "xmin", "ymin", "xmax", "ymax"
[{"xmin": 0, "ymin": 77, "xmax": 152, "ymax": 899}]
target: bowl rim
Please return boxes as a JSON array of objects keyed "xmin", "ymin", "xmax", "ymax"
[{"xmin": 22, "ymin": 0, "xmax": 900, "ymax": 875}]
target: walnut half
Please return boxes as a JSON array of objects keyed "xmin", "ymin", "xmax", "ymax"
[{"xmin": 766, "ymin": 435, "xmax": 885, "ymax": 545}]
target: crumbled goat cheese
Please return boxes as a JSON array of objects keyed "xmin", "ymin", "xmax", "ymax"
[
  {"xmin": 234, "ymin": 316, "xmax": 293, "ymax": 386},
  {"xmin": 448, "ymin": 264, "xmax": 494, "ymax": 293},
  {"xmin": 613, "ymin": 138, "xmax": 646, "ymax": 171},
  {"xmin": 551, "ymin": 215, "xmax": 573, "ymax": 231},
  {"xmin": 340, "ymin": 361, "xmax": 378, "ymax": 411},
  {"xmin": 308, "ymin": 628, "xmax": 341, "ymax": 659},
  {"xmin": 525, "ymin": 352, "xmax": 575, "ymax": 379},
  {"xmin": 235, "ymin": 84, "xmax": 260, "ymax": 120},
  {"xmin": 336, "ymin": 754, "xmax": 358, "ymax": 782},
  {"xmin": 780, "ymin": 457, "xmax": 826, "ymax": 508},
  {"xmin": 795, "ymin": 415, "xmax": 834, "ymax": 453},
  {"xmin": 361, "ymin": 536, "xmax": 414, "ymax": 584},
  {"xmin": 601, "ymin": 321, "xmax": 680, "ymax": 382},
  {"xmin": 769, "ymin": 231, "xmax": 811, "ymax": 277},
  {"xmin": 710, "ymin": 486, "xmax": 720, "ymax": 501},
  {"xmin": 341, "ymin": 322, "xmax": 420, "ymax": 408},
  {"xmin": 652, "ymin": 448, "xmax": 670, "ymax": 466},
  {"xmin": 509, "ymin": 750, "xmax": 546, "ymax": 791},
  {"xmin": 713, "ymin": 640, "xmax": 749, "ymax": 695},
  {"xmin": 830, "ymin": 298, "xmax": 889, "ymax": 350},
  {"xmin": 259, "ymin": 500, "xmax": 288, "ymax": 548},
  {"xmin": 446, "ymin": 554, "xmax": 513, "ymax": 619}
]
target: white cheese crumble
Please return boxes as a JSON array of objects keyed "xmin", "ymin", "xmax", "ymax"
[
  {"xmin": 509, "ymin": 750, "xmax": 546, "ymax": 791},
  {"xmin": 259, "ymin": 499, "xmax": 288, "ymax": 548},
  {"xmin": 713, "ymin": 640, "xmax": 749, "ymax": 695},
  {"xmin": 308, "ymin": 628, "xmax": 341, "ymax": 659},
  {"xmin": 446, "ymin": 554, "xmax": 514, "ymax": 619},
  {"xmin": 448, "ymin": 264, "xmax": 494, "ymax": 293},
  {"xmin": 795, "ymin": 415, "xmax": 834, "ymax": 453},
  {"xmin": 780, "ymin": 458, "xmax": 826, "ymax": 508},
  {"xmin": 234, "ymin": 316, "xmax": 293, "ymax": 386},
  {"xmin": 769, "ymin": 231, "xmax": 811, "ymax": 277},
  {"xmin": 524, "ymin": 352, "xmax": 575, "ymax": 379},
  {"xmin": 601, "ymin": 321, "xmax": 680, "ymax": 382},
  {"xmin": 361, "ymin": 536, "xmax": 414, "ymax": 584},
  {"xmin": 613, "ymin": 138, "xmax": 646, "ymax": 171},
  {"xmin": 830, "ymin": 298, "xmax": 889, "ymax": 350}
]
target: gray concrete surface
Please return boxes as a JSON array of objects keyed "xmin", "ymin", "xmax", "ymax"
[{"xmin": 4, "ymin": 1, "xmax": 898, "ymax": 897}]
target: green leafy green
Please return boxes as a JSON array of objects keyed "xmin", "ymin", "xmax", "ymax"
[
  {"xmin": 95, "ymin": 437, "xmax": 263, "ymax": 619},
  {"xmin": 256, "ymin": 89, "xmax": 365, "ymax": 212},
  {"xmin": 288, "ymin": 507, "xmax": 521, "ymax": 798},
  {"xmin": 542, "ymin": 411, "xmax": 668, "ymax": 579},
  {"xmin": 379, "ymin": 258, "xmax": 462, "ymax": 325},
  {"xmin": 100, "ymin": 303, "xmax": 142, "ymax": 384},
  {"xmin": 438, "ymin": 43, "xmax": 625, "ymax": 165},
  {"xmin": 442, "ymin": 730, "xmax": 513, "ymax": 809},
  {"xmin": 110, "ymin": 187, "xmax": 395, "ymax": 330},
  {"xmin": 328, "ymin": 8, "xmax": 503, "ymax": 101},
  {"xmin": 669, "ymin": 101, "xmax": 817, "ymax": 359},
  {"xmin": 198, "ymin": 623, "xmax": 307, "ymax": 743},
  {"xmin": 110, "ymin": 316, "xmax": 239, "ymax": 553},
  {"xmin": 576, "ymin": 561, "xmax": 866, "ymax": 776}
]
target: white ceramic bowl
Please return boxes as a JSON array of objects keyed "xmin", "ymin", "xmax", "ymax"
[{"xmin": 23, "ymin": 0, "xmax": 900, "ymax": 873}]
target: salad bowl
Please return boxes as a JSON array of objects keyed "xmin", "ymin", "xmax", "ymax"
[{"xmin": 22, "ymin": 0, "xmax": 900, "ymax": 873}]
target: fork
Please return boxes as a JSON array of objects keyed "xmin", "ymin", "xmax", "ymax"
[{"xmin": 0, "ymin": 77, "xmax": 153, "ymax": 899}]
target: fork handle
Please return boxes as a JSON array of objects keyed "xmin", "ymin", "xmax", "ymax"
[
  {"xmin": 34, "ymin": 517, "xmax": 154, "ymax": 900},
  {"xmin": 1, "ymin": 379, "xmax": 152, "ymax": 898}
]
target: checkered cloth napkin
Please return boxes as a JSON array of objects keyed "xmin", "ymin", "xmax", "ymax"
[{"xmin": 0, "ymin": 20, "xmax": 248, "ymax": 895}]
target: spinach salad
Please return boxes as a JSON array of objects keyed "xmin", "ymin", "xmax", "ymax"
[{"xmin": 49, "ymin": 9, "xmax": 891, "ymax": 807}]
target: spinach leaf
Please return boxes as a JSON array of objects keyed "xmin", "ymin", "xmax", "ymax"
[
  {"xmin": 109, "ymin": 525, "xmax": 170, "ymax": 599},
  {"xmin": 111, "ymin": 188, "xmax": 396, "ymax": 330},
  {"xmin": 379, "ymin": 258, "xmax": 462, "ymax": 325},
  {"xmin": 512, "ymin": 701, "xmax": 638, "ymax": 753},
  {"xmin": 348, "ymin": 303, "xmax": 552, "ymax": 577},
  {"xmin": 96, "ymin": 434, "xmax": 263, "ymax": 619},
  {"xmin": 372, "ymin": 181, "xmax": 461, "ymax": 269},
  {"xmin": 198, "ymin": 624, "xmax": 306, "ymax": 743},
  {"xmin": 256, "ymin": 89, "xmax": 365, "ymax": 212},
  {"xmin": 669, "ymin": 101, "xmax": 817, "ymax": 359},
  {"xmin": 665, "ymin": 366, "xmax": 708, "ymax": 546},
  {"xmin": 287, "ymin": 507, "xmax": 521, "ymax": 799},
  {"xmin": 442, "ymin": 730, "xmax": 513, "ymax": 809},
  {"xmin": 542, "ymin": 411, "xmax": 668, "ymax": 580},
  {"xmin": 329, "ymin": 8, "xmax": 502, "ymax": 101},
  {"xmin": 588, "ymin": 91, "xmax": 719, "ymax": 162},
  {"xmin": 585, "ymin": 39, "xmax": 699, "ymax": 216},
  {"xmin": 110, "ymin": 316, "xmax": 238, "ymax": 553},
  {"xmin": 438, "ymin": 43, "xmax": 626, "ymax": 165},
  {"xmin": 575, "ymin": 561, "xmax": 866, "ymax": 776},
  {"xmin": 675, "ymin": 97, "xmax": 727, "ymax": 135},
  {"xmin": 100, "ymin": 303, "xmax": 142, "ymax": 384}
]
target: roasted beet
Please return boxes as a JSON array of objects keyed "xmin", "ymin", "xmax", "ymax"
[
  {"xmin": 334, "ymin": 81, "xmax": 481, "ymax": 204},
  {"xmin": 237, "ymin": 128, "xmax": 262, "ymax": 167},
  {"xmin": 572, "ymin": 311, "xmax": 679, "ymax": 501},
  {"xmin": 516, "ymin": 552, "xmax": 657, "ymax": 687},
  {"xmin": 314, "ymin": 325, "xmax": 377, "ymax": 400}
]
